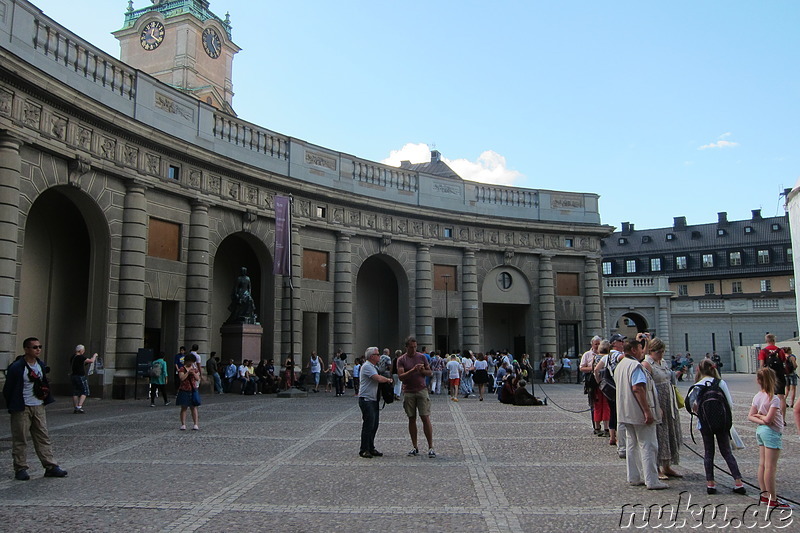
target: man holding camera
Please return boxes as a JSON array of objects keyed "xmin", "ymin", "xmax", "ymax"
[{"xmin": 2, "ymin": 337, "xmax": 67, "ymax": 480}]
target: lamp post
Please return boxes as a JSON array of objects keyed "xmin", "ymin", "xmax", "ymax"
[{"xmin": 442, "ymin": 273, "xmax": 451, "ymax": 354}]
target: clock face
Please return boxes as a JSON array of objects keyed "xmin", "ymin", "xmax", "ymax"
[
  {"xmin": 140, "ymin": 21, "xmax": 165, "ymax": 51},
  {"xmin": 202, "ymin": 27, "xmax": 222, "ymax": 59}
]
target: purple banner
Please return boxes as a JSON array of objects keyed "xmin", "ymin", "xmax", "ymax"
[{"xmin": 273, "ymin": 195, "xmax": 292, "ymax": 276}]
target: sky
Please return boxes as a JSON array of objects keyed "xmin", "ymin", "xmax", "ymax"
[{"xmin": 30, "ymin": 1, "xmax": 799, "ymax": 231}]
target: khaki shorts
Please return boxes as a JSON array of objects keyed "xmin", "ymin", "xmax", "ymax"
[{"xmin": 403, "ymin": 389, "xmax": 431, "ymax": 418}]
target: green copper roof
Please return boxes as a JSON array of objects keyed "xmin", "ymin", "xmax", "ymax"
[{"xmin": 122, "ymin": 0, "xmax": 232, "ymax": 40}]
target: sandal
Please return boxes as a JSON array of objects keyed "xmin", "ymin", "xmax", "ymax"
[{"xmin": 658, "ymin": 474, "xmax": 669, "ymax": 480}]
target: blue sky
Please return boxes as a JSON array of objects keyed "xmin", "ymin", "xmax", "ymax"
[{"xmin": 31, "ymin": 1, "xmax": 798, "ymax": 231}]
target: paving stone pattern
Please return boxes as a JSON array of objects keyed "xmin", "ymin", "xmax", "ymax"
[{"xmin": 0, "ymin": 374, "xmax": 797, "ymax": 532}]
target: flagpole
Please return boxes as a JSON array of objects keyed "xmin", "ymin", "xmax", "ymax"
[{"xmin": 288, "ymin": 194, "xmax": 294, "ymax": 369}]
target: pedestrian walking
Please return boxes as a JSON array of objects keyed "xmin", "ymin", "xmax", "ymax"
[
  {"xmin": 176, "ymin": 352, "xmax": 201, "ymax": 431},
  {"xmin": 149, "ymin": 351, "xmax": 170, "ymax": 406}
]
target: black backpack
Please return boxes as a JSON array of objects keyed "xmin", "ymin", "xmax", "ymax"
[
  {"xmin": 764, "ymin": 349, "xmax": 786, "ymax": 380},
  {"xmin": 599, "ymin": 354, "xmax": 619, "ymax": 402},
  {"xmin": 685, "ymin": 378, "xmax": 732, "ymax": 443},
  {"xmin": 378, "ymin": 381, "xmax": 394, "ymax": 408}
]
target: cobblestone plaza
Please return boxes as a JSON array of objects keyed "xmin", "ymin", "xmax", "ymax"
[{"xmin": 1, "ymin": 374, "xmax": 797, "ymax": 532}]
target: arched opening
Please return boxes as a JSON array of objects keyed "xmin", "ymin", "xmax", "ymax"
[
  {"xmin": 212, "ymin": 233, "xmax": 273, "ymax": 362},
  {"xmin": 354, "ymin": 255, "xmax": 405, "ymax": 354},
  {"xmin": 18, "ymin": 187, "xmax": 110, "ymax": 395},
  {"xmin": 481, "ymin": 266, "xmax": 532, "ymax": 356},
  {"xmin": 615, "ymin": 313, "xmax": 649, "ymax": 339}
]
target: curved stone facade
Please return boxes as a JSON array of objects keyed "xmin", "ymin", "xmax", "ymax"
[{"xmin": 0, "ymin": 1, "xmax": 611, "ymax": 395}]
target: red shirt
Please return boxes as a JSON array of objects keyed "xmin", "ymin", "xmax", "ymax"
[
  {"xmin": 396, "ymin": 352, "xmax": 428, "ymax": 393},
  {"xmin": 758, "ymin": 344, "xmax": 786, "ymax": 363}
]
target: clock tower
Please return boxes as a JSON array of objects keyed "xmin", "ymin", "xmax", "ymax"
[{"xmin": 113, "ymin": 0, "xmax": 240, "ymax": 115}]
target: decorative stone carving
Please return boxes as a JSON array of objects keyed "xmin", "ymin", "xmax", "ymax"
[
  {"xmin": 22, "ymin": 101, "xmax": 41, "ymax": 129},
  {"xmin": 145, "ymin": 153, "xmax": 160, "ymax": 175},
  {"xmin": 0, "ymin": 88, "xmax": 11, "ymax": 117},
  {"xmin": 381, "ymin": 216, "xmax": 392, "ymax": 232},
  {"xmin": 519, "ymin": 233, "xmax": 530, "ymax": 247},
  {"xmin": 123, "ymin": 145, "xmax": 138, "ymax": 167},
  {"xmin": 50, "ymin": 115, "xmax": 67, "ymax": 140},
  {"xmin": 68, "ymin": 155, "xmax": 91, "ymax": 188},
  {"xmin": 333, "ymin": 208, "xmax": 343, "ymax": 224},
  {"xmin": 247, "ymin": 186, "xmax": 258, "ymax": 204},
  {"xmin": 365, "ymin": 214, "xmax": 376, "ymax": 229},
  {"xmin": 551, "ymin": 193, "xmax": 584, "ymax": 209},
  {"xmin": 209, "ymin": 176, "xmax": 221, "ymax": 195},
  {"xmin": 427, "ymin": 223, "xmax": 439, "ymax": 238},
  {"xmin": 155, "ymin": 92, "xmax": 194, "ymax": 121},
  {"xmin": 488, "ymin": 231, "xmax": 499, "ymax": 244},
  {"xmin": 101, "ymin": 137, "xmax": 116, "ymax": 160},
  {"xmin": 503, "ymin": 232, "xmax": 513, "ymax": 245},
  {"xmin": 76, "ymin": 126, "xmax": 92, "ymax": 150},
  {"xmin": 411, "ymin": 221, "xmax": 423, "ymax": 236},
  {"xmin": 349, "ymin": 211, "xmax": 360, "ymax": 226},
  {"xmin": 262, "ymin": 192, "xmax": 273, "ymax": 210},
  {"xmin": 380, "ymin": 234, "xmax": 391, "ymax": 254},
  {"xmin": 243, "ymin": 210, "xmax": 257, "ymax": 232},
  {"xmin": 228, "ymin": 182, "xmax": 239, "ymax": 200},
  {"xmin": 397, "ymin": 219, "xmax": 408, "ymax": 234},
  {"xmin": 474, "ymin": 228, "xmax": 484, "ymax": 242},
  {"xmin": 458, "ymin": 228, "xmax": 469, "ymax": 241},
  {"xmin": 305, "ymin": 150, "xmax": 337, "ymax": 171},
  {"xmin": 504, "ymin": 249, "xmax": 514, "ymax": 265},
  {"xmin": 298, "ymin": 200, "xmax": 310, "ymax": 217},
  {"xmin": 533, "ymin": 234, "xmax": 544, "ymax": 248},
  {"xmin": 188, "ymin": 169, "xmax": 201, "ymax": 188}
]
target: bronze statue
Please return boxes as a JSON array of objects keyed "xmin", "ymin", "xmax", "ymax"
[{"xmin": 226, "ymin": 267, "xmax": 257, "ymax": 324}]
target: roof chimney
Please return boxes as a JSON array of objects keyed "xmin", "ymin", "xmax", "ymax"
[
  {"xmin": 717, "ymin": 212, "xmax": 728, "ymax": 225},
  {"xmin": 673, "ymin": 216, "xmax": 687, "ymax": 231},
  {"xmin": 751, "ymin": 209, "xmax": 762, "ymax": 220},
  {"xmin": 431, "ymin": 150, "xmax": 441, "ymax": 163},
  {"xmin": 621, "ymin": 222, "xmax": 634, "ymax": 235}
]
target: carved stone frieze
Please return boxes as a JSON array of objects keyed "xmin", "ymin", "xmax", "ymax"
[
  {"xmin": 145, "ymin": 153, "xmax": 160, "ymax": 175},
  {"xmin": 332, "ymin": 208, "xmax": 343, "ymax": 224},
  {"xmin": 551, "ymin": 193, "xmax": 584, "ymax": 209},
  {"xmin": 228, "ymin": 182, "xmax": 239, "ymax": 200},
  {"xmin": 155, "ymin": 92, "xmax": 194, "ymax": 121},
  {"xmin": 100, "ymin": 137, "xmax": 116, "ymax": 161},
  {"xmin": 50, "ymin": 115, "xmax": 67, "ymax": 140},
  {"xmin": 364, "ymin": 213, "xmax": 376, "ymax": 229},
  {"xmin": 188, "ymin": 169, "xmax": 201, "ymax": 189},
  {"xmin": 349, "ymin": 210, "xmax": 360, "ymax": 227},
  {"xmin": 0, "ymin": 88, "xmax": 12, "ymax": 117},
  {"xmin": 76, "ymin": 126, "xmax": 92, "ymax": 151},
  {"xmin": 22, "ymin": 101, "xmax": 41, "ymax": 129},
  {"xmin": 246, "ymin": 186, "xmax": 258, "ymax": 204},
  {"xmin": 208, "ymin": 176, "xmax": 221, "ymax": 195},
  {"xmin": 305, "ymin": 150, "xmax": 337, "ymax": 171},
  {"xmin": 380, "ymin": 234, "xmax": 391, "ymax": 254}
]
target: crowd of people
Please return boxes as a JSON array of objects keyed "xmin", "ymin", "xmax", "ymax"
[{"xmin": 579, "ymin": 331, "xmax": 799, "ymax": 509}]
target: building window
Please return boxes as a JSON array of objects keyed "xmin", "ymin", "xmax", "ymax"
[
  {"xmin": 434, "ymin": 264, "xmax": 458, "ymax": 291},
  {"xmin": 704, "ymin": 283, "xmax": 715, "ymax": 295},
  {"xmin": 168, "ymin": 165, "xmax": 180, "ymax": 181},
  {"xmin": 558, "ymin": 323, "xmax": 579, "ymax": 361},
  {"xmin": 731, "ymin": 281, "xmax": 742, "ymax": 294},
  {"xmin": 650, "ymin": 258, "xmax": 662, "ymax": 272},
  {"xmin": 565, "ymin": 238, "xmax": 574, "ymax": 248},
  {"xmin": 760, "ymin": 279, "xmax": 771, "ymax": 292},
  {"xmin": 771, "ymin": 223, "xmax": 781, "ymax": 231},
  {"xmin": 556, "ymin": 272, "xmax": 580, "ymax": 296},
  {"xmin": 625, "ymin": 260, "xmax": 636, "ymax": 273},
  {"xmin": 678, "ymin": 284, "xmax": 688, "ymax": 296},
  {"xmin": 602, "ymin": 261, "xmax": 612, "ymax": 275},
  {"xmin": 729, "ymin": 251, "xmax": 742, "ymax": 266},
  {"xmin": 744, "ymin": 226, "xmax": 753, "ymax": 234},
  {"xmin": 791, "ymin": 278, "xmax": 795, "ymax": 291},
  {"xmin": 303, "ymin": 249, "xmax": 329, "ymax": 281},
  {"xmin": 717, "ymin": 229, "xmax": 726, "ymax": 236},
  {"xmin": 618, "ymin": 237, "xmax": 627, "ymax": 245},
  {"xmin": 642, "ymin": 236, "xmax": 651, "ymax": 243},
  {"xmin": 702, "ymin": 254, "xmax": 714, "ymax": 268},
  {"xmin": 666, "ymin": 233, "xmax": 675, "ymax": 241},
  {"xmin": 676, "ymin": 256, "xmax": 687, "ymax": 270},
  {"xmin": 316, "ymin": 206, "xmax": 327, "ymax": 218},
  {"xmin": 788, "ymin": 248, "xmax": 793, "ymax": 262},
  {"xmin": 444, "ymin": 228, "xmax": 453, "ymax": 238},
  {"xmin": 147, "ymin": 218, "xmax": 181, "ymax": 261},
  {"xmin": 757, "ymin": 250, "xmax": 770, "ymax": 264}
]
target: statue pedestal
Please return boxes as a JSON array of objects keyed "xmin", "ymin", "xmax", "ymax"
[{"xmin": 220, "ymin": 323, "xmax": 263, "ymax": 362}]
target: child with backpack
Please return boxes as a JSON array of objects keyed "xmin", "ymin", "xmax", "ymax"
[
  {"xmin": 691, "ymin": 359, "xmax": 746, "ymax": 495},
  {"xmin": 747, "ymin": 367, "xmax": 789, "ymax": 508}
]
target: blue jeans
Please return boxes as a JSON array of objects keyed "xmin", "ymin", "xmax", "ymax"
[
  {"xmin": 211, "ymin": 372, "xmax": 223, "ymax": 393},
  {"xmin": 359, "ymin": 398, "xmax": 380, "ymax": 453}
]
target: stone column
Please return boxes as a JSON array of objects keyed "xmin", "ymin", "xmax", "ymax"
[
  {"xmin": 538, "ymin": 254, "xmax": 557, "ymax": 356},
  {"xmin": 415, "ymin": 243, "xmax": 433, "ymax": 347},
  {"xmin": 658, "ymin": 294, "xmax": 671, "ymax": 354},
  {"xmin": 115, "ymin": 181, "xmax": 148, "ymax": 370},
  {"xmin": 333, "ymin": 232, "xmax": 353, "ymax": 356},
  {"xmin": 0, "ymin": 133, "xmax": 21, "ymax": 364},
  {"xmin": 583, "ymin": 257, "xmax": 603, "ymax": 340},
  {"xmin": 185, "ymin": 200, "xmax": 210, "ymax": 351},
  {"xmin": 462, "ymin": 249, "xmax": 479, "ymax": 352}
]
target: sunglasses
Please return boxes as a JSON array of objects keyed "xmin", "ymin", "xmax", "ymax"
[{"xmin": 30, "ymin": 345, "xmax": 43, "ymax": 350}]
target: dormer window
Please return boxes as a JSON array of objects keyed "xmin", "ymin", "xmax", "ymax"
[
  {"xmin": 642, "ymin": 236, "xmax": 651, "ymax": 243},
  {"xmin": 717, "ymin": 229, "xmax": 726, "ymax": 236},
  {"xmin": 666, "ymin": 233, "xmax": 675, "ymax": 241},
  {"xmin": 618, "ymin": 237, "xmax": 627, "ymax": 245},
  {"xmin": 744, "ymin": 226, "xmax": 753, "ymax": 234},
  {"xmin": 772, "ymin": 223, "xmax": 781, "ymax": 231}
]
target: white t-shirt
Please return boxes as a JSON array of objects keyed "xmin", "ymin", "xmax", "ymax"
[
  {"xmin": 310, "ymin": 356, "xmax": 321, "ymax": 373},
  {"xmin": 23, "ymin": 361, "xmax": 44, "ymax": 407},
  {"xmin": 446, "ymin": 360, "xmax": 462, "ymax": 379}
]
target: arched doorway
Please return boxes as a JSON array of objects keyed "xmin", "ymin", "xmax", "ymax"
[
  {"xmin": 212, "ymin": 233, "xmax": 273, "ymax": 362},
  {"xmin": 615, "ymin": 312, "xmax": 649, "ymax": 339},
  {"xmin": 354, "ymin": 255, "xmax": 406, "ymax": 354},
  {"xmin": 18, "ymin": 187, "xmax": 110, "ymax": 394},
  {"xmin": 481, "ymin": 266, "xmax": 532, "ymax": 355}
]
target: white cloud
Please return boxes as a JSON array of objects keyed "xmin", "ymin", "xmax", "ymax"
[
  {"xmin": 698, "ymin": 133, "xmax": 739, "ymax": 150},
  {"xmin": 381, "ymin": 142, "xmax": 524, "ymax": 186}
]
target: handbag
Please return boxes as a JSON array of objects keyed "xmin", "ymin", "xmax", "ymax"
[
  {"xmin": 730, "ymin": 426, "xmax": 745, "ymax": 450},
  {"xmin": 673, "ymin": 385, "xmax": 685, "ymax": 409}
]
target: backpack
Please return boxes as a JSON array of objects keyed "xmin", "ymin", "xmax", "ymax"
[
  {"xmin": 685, "ymin": 378, "xmax": 731, "ymax": 443},
  {"xmin": 599, "ymin": 354, "xmax": 619, "ymax": 402},
  {"xmin": 763, "ymin": 348, "xmax": 786, "ymax": 379},
  {"xmin": 378, "ymin": 381, "xmax": 394, "ymax": 408},
  {"xmin": 148, "ymin": 361, "xmax": 162, "ymax": 378}
]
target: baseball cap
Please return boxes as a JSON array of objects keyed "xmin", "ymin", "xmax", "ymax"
[{"xmin": 609, "ymin": 333, "xmax": 627, "ymax": 343}]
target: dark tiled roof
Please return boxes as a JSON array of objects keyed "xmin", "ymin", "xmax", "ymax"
[
  {"xmin": 399, "ymin": 160, "xmax": 462, "ymax": 180},
  {"xmin": 601, "ymin": 213, "xmax": 792, "ymax": 280}
]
